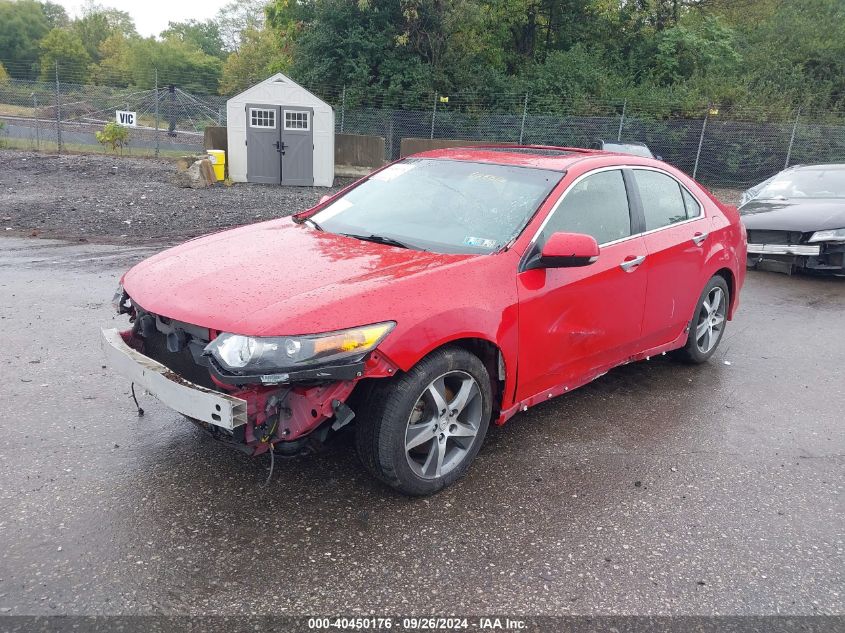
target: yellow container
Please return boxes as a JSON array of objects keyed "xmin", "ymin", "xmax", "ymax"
[{"xmin": 207, "ymin": 149, "xmax": 226, "ymax": 181}]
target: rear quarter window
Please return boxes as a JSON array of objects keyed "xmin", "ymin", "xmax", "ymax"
[{"xmin": 635, "ymin": 170, "xmax": 690, "ymax": 230}]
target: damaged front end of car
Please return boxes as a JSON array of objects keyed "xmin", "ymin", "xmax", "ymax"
[{"xmin": 102, "ymin": 286, "xmax": 399, "ymax": 457}]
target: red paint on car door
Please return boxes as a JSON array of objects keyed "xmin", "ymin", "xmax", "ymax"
[
  {"xmin": 632, "ymin": 169, "xmax": 710, "ymax": 349},
  {"xmin": 515, "ymin": 237, "xmax": 649, "ymax": 402}
]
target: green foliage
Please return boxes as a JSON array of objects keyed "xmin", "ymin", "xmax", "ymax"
[
  {"xmin": 0, "ymin": 0, "xmax": 50, "ymax": 79},
  {"xmin": 0, "ymin": 0, "xmax": 841, "ymax": 116},
  {"xmin": 95, "ymin": 120, "xmax": 130, "ymax": 153},
  {"xmin": 125, "ymin": 37, "xmax": 223, "ymax": 93},
  {"xmin": 38, "ymin": 28, "xmax": 91, "ymax": 82},
  {"xmin": 40, "ymin": 1, "xmax": 69, "ymax": 29},
  {"xmin": 0, "ymin": 60, "xmax": 9, "ymax": 83},
  {"xmin": 220, "ymin": 27, "xmax": 286, "ymax": 94},
  {"xmin": 161, "ymin": 20, "xmax": 226, "ymax": 59},
  {"xmin": 652, "ymin": 17, "xmax": 741, "ymax": 86},
  {"xmin": 72, "ymin": 5, "xmax": 136, "ymax": 63}
]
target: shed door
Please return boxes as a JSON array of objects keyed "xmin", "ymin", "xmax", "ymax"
[
  {"xmin": 281, "ymin": 108, "xmax": 314, "ymax": 186},
  {"xmin": 246, "ymin": 104, "xmax": 281, "ymax": 184}
]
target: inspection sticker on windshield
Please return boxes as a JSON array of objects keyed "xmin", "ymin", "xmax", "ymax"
[
  {"xmin": 464, "ymin": 236, "xmax": 498, "ymax": 249},
  {"xmin": 371, "ymin": 163, "xmax": 416, "ymax": 182}
]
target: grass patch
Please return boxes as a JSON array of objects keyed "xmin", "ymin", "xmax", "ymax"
[
  {"xmin": 0, "ymin": 103, "xmax": 37, "ymax": 117},
  {"xmin": 0, "ymin": 136, "xmax": 188, "ymax": 158}
]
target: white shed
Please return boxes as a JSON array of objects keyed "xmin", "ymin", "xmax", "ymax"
[{"xmin": 226, "ymin": 73, "xmax": 334, "ymax": 187}]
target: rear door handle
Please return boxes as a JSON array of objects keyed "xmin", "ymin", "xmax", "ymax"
[
  {"xmin": 619, "ymin": 255, "xmax": 646, "ymax": 272},
  {"xmin": 692, "ymin": 231, "xmax": 709, "ymax": 246}
]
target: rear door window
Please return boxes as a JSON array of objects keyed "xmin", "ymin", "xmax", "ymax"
[
  {"xmin": 539, "ymin": 169, "xmax": 632, "ymax": 246},
  {"xmin": 634, "ymin": 170, "xmax": 691, "ymax": 230}
]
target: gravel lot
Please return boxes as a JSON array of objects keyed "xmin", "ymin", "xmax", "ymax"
[
  {"xmin": 0, "ymin": 150, "xmax": 351, "ymax": 243},
  {"xmin": 0, "ymin": 149, "xmax": 743, "ymax": 244}
]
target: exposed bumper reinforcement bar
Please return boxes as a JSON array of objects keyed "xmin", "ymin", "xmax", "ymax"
[
  {"xmin": 747, "ymin": 243, "xmax": 820, "ymax": 256},
  {"xmin": 100, "ymin": 328, "xmax": 248, "ymax": 429}
]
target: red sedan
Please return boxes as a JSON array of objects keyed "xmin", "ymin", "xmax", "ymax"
[{"xmin": 102, "ymin": 146, "xmax": 746, "ymax": 495}]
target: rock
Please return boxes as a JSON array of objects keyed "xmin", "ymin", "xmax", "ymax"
[{"xmin": 175, "ymin": 159, "xmax": 216, "ymax": 189}]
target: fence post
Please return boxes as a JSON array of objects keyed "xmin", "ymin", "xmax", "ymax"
[
  {"xmin": 692, "ymin": 106, "xmax": 710, "ymax": 180},
  {"xmin": 154, "ymin": 68, "xmax": 160, "ymax": 157},
  {"xmin": 519, "ymin": 93, "xmax": 529, "ymax": 144},
  {"xmin": 430, "ymin": 93, "xmax": 438, "ymax": 140},
  {"xmin": 784, "ymin": 107, "xmax": 801, "ymax": 169},
  {"xmin": 340, "ymin": 85, "xmax": 346, "ymax": 133},
  {"xmin": 33, "ymin": 94, "xmax": 40, "ymax": 151},
  {"xmin": 54, "ymin": 62, "xmax": 62, "ymax": 153},
  {"xmin": 617, "ymin": 99, "xmax": 627, "ymax": 141}
]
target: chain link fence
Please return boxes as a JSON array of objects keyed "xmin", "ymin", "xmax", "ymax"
[{"xmin": 2, "ymin": 65, "xmax": 845, "ymax": 189}]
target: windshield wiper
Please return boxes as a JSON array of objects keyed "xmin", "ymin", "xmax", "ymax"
[
  {"xmin": 304, "ymin": 218, "xmax": 323, "ymax": 231},
  {"xmin": 341, "ymin": 233, "xmax": 427, "ymax": 251}
]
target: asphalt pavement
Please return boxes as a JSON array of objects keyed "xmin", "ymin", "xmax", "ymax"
[{"xmin": 0, "ymin": 236, "xmax": 842, "ymax": 616}]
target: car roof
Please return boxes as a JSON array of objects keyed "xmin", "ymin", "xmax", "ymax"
[
  {"xmin": 599, "ymin": 139, "xmax": 649, "ymax": 148},
  {"xmin": 408, "ymin": 145, "xmax": 660, "ymax": 172},
  {"xmin": 788, "ymin": 163, "xmax": 845, "ymax": 172}
]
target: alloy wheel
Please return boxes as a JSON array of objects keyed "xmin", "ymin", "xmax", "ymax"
[
  {"xmin": 695, "ymin": 286, "xmax": 726, "ymax": 354},
  {"xmin": 405, "ymin": 370, "xmax": 483, "ymax": 479}
]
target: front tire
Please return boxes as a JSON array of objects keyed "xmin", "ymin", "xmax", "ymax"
[
  {"xmin": 355, "ymin": 346, "xmax": 492, "ymax": 496},
  {"xmin": 675, "ymin": 275, "xmax": 730, "ymax": 364}
]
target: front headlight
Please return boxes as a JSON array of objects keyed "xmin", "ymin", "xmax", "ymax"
[
  {"xmin": 112, "ymin": 283, "xmax": 128, "ymax": 313},
  {"xmin": 205, "ymin": 322, "xmax": 395, "ymax": 373},
  {"xmin": 808, "ymin": 228, "xmax": 845, "ymax": 243}
]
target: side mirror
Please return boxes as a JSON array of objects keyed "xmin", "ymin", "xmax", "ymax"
[
  {"xmin": 527, "ymin": 232, "xmax": 599, "ymax": 269},
  {"xmin": 319, "ymin": 195, "xmax": 331, "ymax": 204}
]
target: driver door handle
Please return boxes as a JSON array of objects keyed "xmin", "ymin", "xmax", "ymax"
[
  {"xmin": 620, "ymin": 255, "xmax": 646, "ymax": 272},
  {"xmin": 692, "ymin": 231, "xmax": 709, "ymax": 246}
]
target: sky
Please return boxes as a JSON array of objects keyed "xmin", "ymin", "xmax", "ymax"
[{"xmin": 55, "ymin": 0, "xmax": 232, "ymax": 38}]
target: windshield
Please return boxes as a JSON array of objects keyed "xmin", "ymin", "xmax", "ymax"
[
  {"xmin": 756, "ymin": 168, "xmax": 845, "ymax": 200},
  {"xmin": 310, "ymin": 158, "xmax": 563, "ymax": 254},
  {"xmin": 602, "ymin": 142, "xmax": 654, "ymax": 158}
]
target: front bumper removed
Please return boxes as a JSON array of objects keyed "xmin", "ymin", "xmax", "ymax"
[
  {"xmin": 101, "ymin": 328, "xmax": 248, "ymax": 429},
  {"xmin": 746, "ymin": 242, "xmax": 845, "ymax": 275}
]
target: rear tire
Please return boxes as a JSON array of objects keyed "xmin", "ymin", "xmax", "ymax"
[
  {"xmin": 675, "ymin": 275, "xmax": 730, "ymax": 364},
  {"xmin": 355, "ymin": 346, "xmax": 492, "ymax": 496}
]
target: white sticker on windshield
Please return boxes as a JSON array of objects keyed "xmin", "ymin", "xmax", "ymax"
[
  {"xmin": 371, "ymin": 163, "xmax": 416, "ymax": 182},
  {"xmin": 313, "ymin": 198, "xmax": 352, "ymax": 222},
  {"xmin": 464, "ymin": 236, "xmax": 498, "ymax": 249}
]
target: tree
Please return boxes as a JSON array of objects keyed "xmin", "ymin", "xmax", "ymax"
[
  {"xmin": 219, "ymin": 27, "xmax": 287, "ymax": 94},
  {"xmin": 217, "ymin": 0, "xmax": 270, "ymax": 51},
  {"xmin": 0, "ymin": 60, "xmax": 9, "ymax": 83},
  {"xmin": 73, "ymin": 3, "xmax": 136, "ymax": 63},
  {"xmin": 91, "ymin": 32, "xmax": 133, "ymax": 86},
  {"xmin": 126, "ymin": 37, "xmax": 223, "ymax": 93},
  {"xmin": 38, "ymin": 28, "xmax": 91, "ymax": 83},
  {"xmin": 652, "ymin": 16, "xmax": 740, "ymax": 85},
  {"xmin": 161, "ymin": 20, "xmax": 226, "ymax": 59},
  {"xmin": 40, "ymin": 1, "xmax": 68, "ymax": 28},
  {"xmin": 0, "ymin": 0, "xmax": 50, "ymax": 78}
]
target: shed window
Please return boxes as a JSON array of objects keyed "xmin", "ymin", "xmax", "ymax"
[
  {"xmin": 284, "ymin": 110, "xmax": 310, "ymax": 130},
  {"xmin": 249, "ymin": 108, "xmax": 276, "ymax": 128}
]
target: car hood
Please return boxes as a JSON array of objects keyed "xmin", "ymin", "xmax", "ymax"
[
  {"xmin": 740, "ymin": 198, "xmax": 845, "ymax": 232},
  {"xmin": 122, "ymin": 218, "xmax": 475, "ymax": 335}
]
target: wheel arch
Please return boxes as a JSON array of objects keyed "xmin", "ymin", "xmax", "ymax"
[
  {"xmin": 364, "ymin": 336, "xmax": 510, "ymax": 422},
  {"xmin": 712, "ymin": 266, "xmax": 737, "ymax": 318}
]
